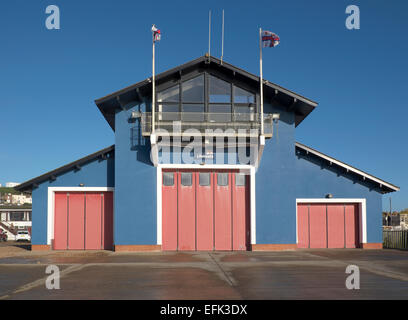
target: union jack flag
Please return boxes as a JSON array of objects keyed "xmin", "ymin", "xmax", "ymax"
[
  {"xmin": 262, "ymin": 30, "xmax": 280, "ymax": 48},
  {"xmin": 152, "ymin": 24, "xmax": 161, "ymax": 42}
]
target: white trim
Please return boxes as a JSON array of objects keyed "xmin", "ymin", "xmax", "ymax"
[
  {"xmin": 156, "ymin": 165, "xmax": 256, "ymax": 247},
  {"xmin": 158, "ymin": 164, "xmax": 253, "ymax": 169},
  {"xmin": 295, "ymin": 198, "xmax": 367, "ymax": 244},
  {"xmin": 157, "ymin": 168, "xmax": 162, "ymax": 245},
  {"xmin": 296, "ymin": 142, "xmax": 399, "ymax": 192},
  {"xmin": 47, "ymin": 187, "xmax": 114, "ymax": 245},
  {"xmin": 250, "ymin": 167, "xmax": 256, "ymax": 244},
  {"xmin": 150, "ymin": 134, "xmax": 158, "ymax": 167}
]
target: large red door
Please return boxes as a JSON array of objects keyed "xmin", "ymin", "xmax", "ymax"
[
  {"xmin": 54, "ymin": 191, "xmax": 113, "ymax": 250},
  {"xmin": 178, "ymin": 172, "xmax": 196, "ymax": 250},
  {"xmin": 232, "ymin": 173, "xmax": 249, "ymax": 250},
  {"xmin": 214, "ymin": 172, "xmax": 232, "ymax": 250},
  {"xmin": 162, "ymin": 171, "xmax": 178, "ymax": 250},
  {"xmin": 196, "ymin": 171, "xmax": 214, "ymax": 250},
  {"xmin": 161, "ymin": 170, "xmax": 249, "ymax": 251}
]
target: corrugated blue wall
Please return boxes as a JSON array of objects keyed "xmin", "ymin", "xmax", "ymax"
[
  {"xmin": 31, "ymin": 155, "xmax": 114, "ymax": 245},
  {"xmin": 114, "ymin": 105, "xmax": 157, "ymax": 245}
]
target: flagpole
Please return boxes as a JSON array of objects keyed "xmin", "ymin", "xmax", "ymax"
[
  {"xmin": 259, "ymin": 27, "xmax": 264, "ymax": 135},
  {"xmin": 152, "ymin": 30, "xmax": 156, "ymax": 134}
]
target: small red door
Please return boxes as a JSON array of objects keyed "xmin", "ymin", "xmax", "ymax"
[
  {"xmin": 214, "ymin": 172, "xmax": 232, "ymax": 250},
  {"xmin": 54, "ymin": 191, "xmax": 113, "ymax": 250},
  {"xmin": 345, "ymin": 204, "xmax": 359, "ymax": 248},
  {"xmin": 162, "ymin": 171, "xmax": 178, "ymax": 250},
  {"xmin": 178, "ymin": 172, "xmax": 196, "ymax": 250},
  {"xmin": 68, "ymin": 193, "xmax": 85, "ymax": 250},
  {"xmin": 297, "ymin": 204, "xmax": 309, "ymax": 248},
  {"xmin": 327, "ymin": 204, "xmax": 345, "ymax": 248},
  {"xmin": 309, "ymin": 204, "xmax": 327, "ymax": 248},
  {"xmin": 297, "ymin": 202, "xmax": 360, "ymax": 249},
  {"xmin": 196, "ymin": 171, "xmax": 214, "ymax": 250},
  {"xmin": 232, "ymin": 173, "xmax": 249, "ymax": 251},
  {"xmin": 54, "ymin": 193, "xmax": 68, "ymax": 250}
]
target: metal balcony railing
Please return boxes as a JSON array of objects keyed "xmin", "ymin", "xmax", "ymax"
[{"xmin": 140, "ymin": 112, "xmax": 277, "ymax": 138}]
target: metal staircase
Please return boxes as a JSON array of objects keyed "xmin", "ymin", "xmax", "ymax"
[{"xmin": 0, "ymin": 221, "xmax": 18, "ymax": 240}]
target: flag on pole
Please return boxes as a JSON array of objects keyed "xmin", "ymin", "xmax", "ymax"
[
  {"xmin": 261, "ymin": 30, "xmax": 280, "ymax": 48},
  {"xmin": 152, "ymin": 24, "xmax": 161, "ymax": 42}
]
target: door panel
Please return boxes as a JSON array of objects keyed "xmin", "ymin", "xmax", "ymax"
[
  {"xmin": 214, "ymin": 172, "xmax": 232, "ymax": 250},
  {"xmin": 162, "ymin": 171, "xmax": 178, "ymax": 250},
  {"xmin": 327, "ymin": 204, "xmax": 345, "ymax": 248},
  {"xmin": 345, "ymin": 204, "xmax": 359, "ymax": 248},
  {"xmin": 178, "ymin": 172, "xmax": 196, "ymax": 250},
  {"xmin": 102, "ymin": 192, "xmax": 114, "ymax": 250},
  {"xmin": 196, "ymin": 172, "xmax": 214, "ymax": 250},
  {"xmin": 85, "ymin": 193, "xmax": 102, "ymax": 250},
  {"xmin": 54, "ymin": 193, "xmax": 68, "ymax": 250},
  {"xmin": 68, "ymin": 193, "xmax": 85, "ymax": 250},
  {"xmin": 232, "ymin": 173, "xmax": 249, "ymax": 251},
  {"xmin": 297, "ymin": 204, "xmax": 309, "ymax": 248},
  {"xmin": 309, "ymin": 204, "xmax": 327, "ymax": 248}
]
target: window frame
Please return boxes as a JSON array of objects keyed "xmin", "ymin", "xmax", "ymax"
[
  {"xmin": 235, "ymin": 173, "xmax": 247, "ymax": 186},
  {"xmin": 217, "ymin": 172, "xmax": 229, "ymax": 186},
  {"xmin": 181, "ymin": 172, "xmax": 193, "ymax": 186},
  {"xmin": 162, "ymin": 172, "xmax": 175, "ymax": 186},
  {"xmin": 199, "ymin": 172, "xmax": 211, "ymax": 186}
]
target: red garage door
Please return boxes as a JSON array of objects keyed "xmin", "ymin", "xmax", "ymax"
[
  {"xmin": 162, "ymin": 170, "xmax": 250, "ymax": 251},
  {"xmin": 297, "ymin": 203, "xmax": 360, "ymax": 249},
  {"xmin": 54, "ymin": 192, "xmax": 113, "ymax": 250}
]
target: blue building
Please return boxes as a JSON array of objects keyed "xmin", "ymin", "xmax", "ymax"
[{"xmin": 16, "ymin": 56, "xmax": 399, "ymax": 251}]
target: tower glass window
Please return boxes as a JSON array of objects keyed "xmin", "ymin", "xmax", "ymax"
[
  {"xmin": 157, "ymin": 84, "xmax": 179, "ymax": 103},
  {"xmin": 181, "ymin": 75, "xmax": 205, "ymax": 121},
  {"xmin": 182, "ymin": 75, "xmax": 204, "ymax": 103},
  {"xmin": 209, "ymin": 75, "xmax": 231, "ymax": 103},
  {"xmin": 155, "ymin": 72, "xmax": 257, "ymax": 125},
  {"xmin": 157, "ymin": 84, "xmax": 180, "ymax": 121},
  {"xmin": 233, "ymin": 85, "xmax": 256, "ymax": 122}
]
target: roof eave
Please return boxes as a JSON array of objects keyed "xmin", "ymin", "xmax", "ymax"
[
  {"xmin": 15, "ymin": 145, "xmax": 115, "ymax": 192},
  {"xmin": 295, "ymin": 142, "xmax": 400, "ymax": 193},
  {"xmin": 94, "ymin": 55, "xmax": 318, "ymax": 130}
]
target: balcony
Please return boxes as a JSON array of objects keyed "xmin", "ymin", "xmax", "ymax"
[{"xmin": 139, "ymin": 112, "xmax": 278, "ymax": 138}]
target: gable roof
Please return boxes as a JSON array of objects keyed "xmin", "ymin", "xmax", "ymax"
[
  {"xmin": 15, "ymin": 145, "xmax": 114, "ymax": 192},
  {"xmin": 295, "ymin": 142, "xmax": 400, "ymax": 194},
  {"xmin": 95, "ymin": 55, "xmax": 318, "ymax": 130}
]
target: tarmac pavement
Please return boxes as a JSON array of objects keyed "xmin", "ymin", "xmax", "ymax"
[{"xmin": 0, "ymin": 243, "xmax": 407, "ymax": 300}]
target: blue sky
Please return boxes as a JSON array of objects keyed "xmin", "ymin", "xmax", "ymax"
[{"xmin": 0, "ymin": 0, "xmax": 406, "ymax": 211}]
